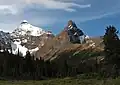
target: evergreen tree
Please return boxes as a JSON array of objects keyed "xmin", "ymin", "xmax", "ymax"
[
  {"xmin": 25, "ymin": 51, "xmax": 33, "ymax": 74},
  {"xmin": 103, "ymin": 25, "xmax": 120, "ymax": 65},
  {"xmin": 26, "ymin": 51, "xmax": 31, "ymax": 59},
  {"xmin": 63, "ymin": 60, "xmax": 68, "ymax": 76}
]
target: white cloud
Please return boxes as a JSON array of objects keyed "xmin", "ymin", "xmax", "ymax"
[
  {"xmin": 25, "ymin": 0, "xmax": 91, "ymax": 12},
  {"xmin": 0, "ymin": 0, "xmax": 91, "ymax": 14},
  {"xmin": 0, "ymin": 0, "xmax": 120, "ymax": 34},
  {"xmin": 0, "ymin": 5, "xmax": 18, "ymax": 15}
]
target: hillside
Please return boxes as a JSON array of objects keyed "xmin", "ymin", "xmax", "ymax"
[{"xmin": 35, "ymin": 20, "xmax": 104, "ymax": 65}]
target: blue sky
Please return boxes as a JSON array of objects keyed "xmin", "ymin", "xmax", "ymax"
[{"xmin": 0, "ymin": 0, "xmax": 120, "ymax": 37}]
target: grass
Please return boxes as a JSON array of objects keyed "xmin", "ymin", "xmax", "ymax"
[
  {"xmin": 0, "ymin": 77, "xmax": 120, "ymax": 85},
  {"xmin": 72, "ymin": 50, "xmax": 101, "ymax": 59}
]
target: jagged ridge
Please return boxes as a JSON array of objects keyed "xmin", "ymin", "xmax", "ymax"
[{"xmin": 35, "ymin": 20, "xmax": 99, "ymax": 61}]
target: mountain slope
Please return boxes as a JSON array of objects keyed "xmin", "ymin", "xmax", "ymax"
[
  {"xmin": 36, "ymin": 30, "xmax": 103, "ymax": 60},
  {"xmin": 11, "ymin": 20, "xmax": 54, "ymax": 56},
  {"xmin": 0, "ymin": 20, "xmax": 104, "ymax": 59},
  {"xmin": 35, "ymin": 20, "xmax": 103, "ymax": 61},
  {"xmin": 0, "ymin": 31, "xmax": 12, "ymax": 52},
  {"xmin": 0, "ymin": 20, "xmax": 54, "ymax": 56}
]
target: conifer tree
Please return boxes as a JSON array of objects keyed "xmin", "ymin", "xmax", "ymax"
[
  {"xmin": 103, "ymin": 25, "xmax": 120, "ymax": 65},
  {"xmin": 25, "ymin": 51, "xmax": 33, "ymax": 74}
]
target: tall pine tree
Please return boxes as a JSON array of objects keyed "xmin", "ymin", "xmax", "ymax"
[{"xmin": 103, "ymin": 25, "xmax": 120, "ymax": 66}]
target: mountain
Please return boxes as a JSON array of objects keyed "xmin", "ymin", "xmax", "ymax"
[
  {"xmin": 0, "ymin": 20, "xmax": 104, "ymax": 60},
  {"xmin": 35, "ymin": 20, "xmax": 104, "ymax": 62},
  {"xmin": 0, "ymin": 20, "xmax": 54, "ymax": 56},
  {"xmin": 11, "ymin": 20, "xmax": 46, "ymax": 37},
  {"xmin": 0, "ymin": 31, "xmax": 12, "ymax": 52}
]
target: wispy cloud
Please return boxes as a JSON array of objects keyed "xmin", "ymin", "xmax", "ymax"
[
  {"xmin": 0, "ymin": 5, "xmax": 18, "ymax": 15},
  {"xmin": 0, "ymin": 0, "xmax": 91, "ymax": 14},
  {"xmin": 75, "ymin": 11, "xmax": 120, "ymax": 23},
  {"xmin": 0, "ymin": 0, "xmax": 120, "ymax": 34},
  {"xmin": 25, "ymin": 0, "xmax": 91, "ymax": 12}
]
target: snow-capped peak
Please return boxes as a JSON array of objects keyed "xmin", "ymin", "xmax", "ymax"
[
  {"xmin": 8, "ymin": 20, "xmax": 54, "ymax": 56},
  {"xmin": 11, "ymin": 20, "xmax": 46, "ymax": 37},
  {"xmin": 21, "ymin": 20, "xmax": 28, "ymax": 24}
]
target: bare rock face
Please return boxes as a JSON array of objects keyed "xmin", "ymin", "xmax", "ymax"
[
  {"xmin": 35, "ymin": 20, "xmax": 103, "ymax": 62},
  {"xmin": 36, "ymin": 30, "xmax": 70, "ymax": 59},
  {"xmin": 65, "ymin": 20, "xmax": 85, "ymax": 43}
]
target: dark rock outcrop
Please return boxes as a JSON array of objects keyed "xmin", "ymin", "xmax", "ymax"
[{"xmin": 65, "ymin": 20, "xmax": 84, "ymax": 43}]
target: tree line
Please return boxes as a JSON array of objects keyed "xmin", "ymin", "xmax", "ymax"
[{"xmin": 0, "ymin": 50, "xmax": 98, "ymax": 80}]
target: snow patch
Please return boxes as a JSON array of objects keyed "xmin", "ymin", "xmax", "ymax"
[
  {"xmin": 89, "ymin": 43, "xmax": 96, "ymax": 47},
  {"xmin": 22, "ymin": 39, "xmax": 27, "ymax": 43},
  {"xmin": 11, "ymin": 41, "xmax": 40, "ymax": 56},
  {"xmin": 12, "ymin": 41, "xmax": 28, "ymax": 56},
  {"xmin": 85, "ymin": 35, "xmax": 90, "ymax": 40},
  {"xmin": 0, "ymin": 50, "xmax": 4, "ymax": 52},
  {"xmin": 29, "ymin": 47, "xmax": 39, "ymax": 53}
]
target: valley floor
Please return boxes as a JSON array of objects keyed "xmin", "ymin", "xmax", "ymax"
[{"xmin": 0, "ymin": 78, "xmax": 120, "ymax": 85}]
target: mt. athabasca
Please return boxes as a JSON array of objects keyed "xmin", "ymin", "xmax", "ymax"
[{"xmin": 0, "ymin": 20, "xmax": 54, "ymax": 56}]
